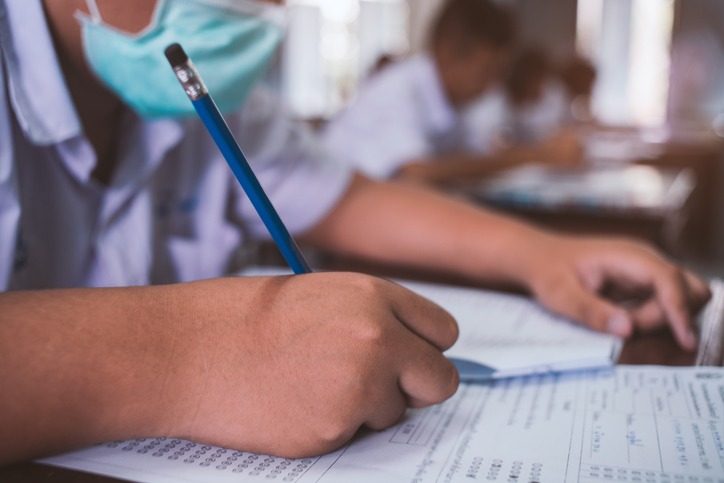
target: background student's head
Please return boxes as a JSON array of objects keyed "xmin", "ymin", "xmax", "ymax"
[
  {"xmin": 504, "ymin": 47, "xmax": 553, "ymax": 108},
  {"xmin": 559, "ymin": 56, "xmax": 598, "ymax": 121},
  {"xmin": 430, "ymin": 0, "xmax": 516, "ymax": 107}
]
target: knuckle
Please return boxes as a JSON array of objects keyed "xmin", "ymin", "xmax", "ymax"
[
  {"xmin": 315, "ymin": 418, "xmax": 357, "ymax": 450},
  {"xmin": 346, "ymin": 317, "xmax": 390, "ymax": 350},
  {"xmin": 346, "ymin": 272, "xmax": 387, "ymax": 296},
  {"xmin": 351, "ymin": 318, "xmax": 388, "ymax": 347}
]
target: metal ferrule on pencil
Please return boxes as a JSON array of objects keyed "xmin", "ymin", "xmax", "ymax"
[{"xmin": 171, "ymin": 60, "xmax": 208, "ymax": 102}]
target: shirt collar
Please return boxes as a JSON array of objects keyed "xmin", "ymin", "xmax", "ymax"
[
  {"xmin": 54, "ymin": 111, "xmax": 185, "ymax": 188},
  {"xmin": 413, "ymin": 53, "xmax": 458, "ymax": 136},
  {"xmin": 1, "ymin": 0, "xmax": 83, "ymax": 145}
]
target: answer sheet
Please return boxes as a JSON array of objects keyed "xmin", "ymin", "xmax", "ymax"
[{"xmin": 42, "ymin": 366, "xmax": 724, "ymax": 483}]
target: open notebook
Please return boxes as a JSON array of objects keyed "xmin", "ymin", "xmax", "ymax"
[{"xmin": 240, "ymin": 267, "xmax": 623, "ymax": 380}]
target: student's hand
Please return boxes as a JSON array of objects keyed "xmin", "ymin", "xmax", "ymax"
[
  {"xmin": 526, "ymin": 236, "xmax": 711, "ymax": 350},
  {"xmin": 0, "ymin": 273, "xmax": 458, "ymax": 464},
  {"xmin": 168, "ymin": 273, "xmax": 459, "ymax": 458}
]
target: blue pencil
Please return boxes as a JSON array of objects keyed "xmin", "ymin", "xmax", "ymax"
[{"xmin": 165, "ymin": 43, "xmax": 311, "ymax": 275}]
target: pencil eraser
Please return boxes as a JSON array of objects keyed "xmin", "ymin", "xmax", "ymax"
[{"xmin": 164, "ymin": 43, "xmax": 188, "ymax": 68}]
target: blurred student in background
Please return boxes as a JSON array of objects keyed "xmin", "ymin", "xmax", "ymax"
[
  {"xmin": 323, "ymin": 0, "xmax": 578, "ymax": 184},
  {"xmin": 559, "ymin": 55, "xmax": 598, "ymax": 124},
  {"xmin": 462, "ymin": 47, "xmax": 581, "ymax": 165}
]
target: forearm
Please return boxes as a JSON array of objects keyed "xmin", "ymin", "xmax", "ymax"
[
  {"xmin": 0, "ymin": 285, "xmax": 195, "ymax": 463},
  {"xmin": 396, "ymin": 152, "xmax": 529, "ymax": 184},
  {"xmin": 398, "ymin": 132, "xmax": 582, "ymax": 182},
  {"xmin": 303, "ymin": 174, "xmax": 557, "ymax": 289}
]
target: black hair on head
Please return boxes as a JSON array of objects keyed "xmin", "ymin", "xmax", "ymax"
[
  {"xmin": 505, "ymin": 47, "xmax": 552, "ymax": 102},
  {"xmin": 431, "ymin": 0, "xmax": 516, "ymax": 51}
]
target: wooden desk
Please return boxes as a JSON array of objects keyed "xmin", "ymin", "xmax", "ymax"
[
  {"xmin": 582, "ymin": 126, "xmax": 724, "ymax": 258},
  {"xmin": 461, "ymin": 164, "xmax": 696, "ymax": 256},
  {"xmin": 637, "ymin": 140, "xmax": 723, "ymax": 259}
]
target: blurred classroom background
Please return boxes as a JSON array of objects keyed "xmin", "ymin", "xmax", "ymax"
[{"xmin": 272, "ymin": 0, "xmax": 724, "ymax": 276}]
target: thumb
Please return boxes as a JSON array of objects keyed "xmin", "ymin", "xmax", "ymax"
[{"xmin": 537, "ymin": 275, "xmax": 633, "ymax": 338}]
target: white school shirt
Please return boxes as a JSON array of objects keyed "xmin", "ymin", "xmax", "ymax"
[
  {"xmin": 322, "ymin": 54, "xmax": 471, "ymax": 180},
  {"xmin": 505, "ymin": 82, "xmax": 568, "ymax": 144},
  {"xmin": 458, "ymin": 88, "xmax": 508, "ymax": 154},
  {"xmin": 463, "ymin": 82, "xmax": 568, "ymax": 148},
  {"xmin": 0, "ymin": 0, "xmax": 353, "ymax": 291}
]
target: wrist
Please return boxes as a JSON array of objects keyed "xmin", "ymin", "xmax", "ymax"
[
  {"xmin": 145, "ymin": 277, "xmax": 270, "ymax": 444},
  {"xmin": 503, "ymin": 228, "xmax": 568, "ymax": 294},
  {"xmin": 101, "ymin": 284, "xmax": 200, "ymax": 442},
  {"xmin": 142, "ymin": 282, "xmax": 219, "ymax": 440},
  {"xmin": 459, "ymin": 218, "xmax": 564, "ymax": 293}
]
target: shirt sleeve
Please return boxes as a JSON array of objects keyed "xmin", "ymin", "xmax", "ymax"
[
  {"xmin": 520, "ymin": 82, "xmax": 569, "ymax": 142},
  {"xmin": 226, "ymin": 87, "xmax": 355, "ymax": 240},
  {"xmin": 0, "ymin": 55, "xmax": 21, "ymax": 290},
  {"xmin": 460, "ymin": 90, "xmax": 508, "ymax": 155},
  {"xmin": 322, "ymin": 69, "xmax": 432, "ymax": 179}
]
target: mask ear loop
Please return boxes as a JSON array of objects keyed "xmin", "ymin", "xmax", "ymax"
[
  {"xmin": 85, "ymin": 0, "xmax": 103, "ymax": 22},
  {"xmin": 74, "ymin": 0, "xmax": 168, "ymax": 37},
  {"xmin": 74, "ymin": 0, "xmax": 103, "ymax": 25}
]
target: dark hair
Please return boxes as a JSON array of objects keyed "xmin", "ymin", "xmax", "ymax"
[
  {"xmin": 559, "ymin": 56, "xmax": 597, "ymax": 97},
  {"xmin": 504, "ymin": 47, "xmax": 552, "ymax": 104},
  {"xmin": 431, "ymin": 0, "xmax": 516, "ymax": 51}
]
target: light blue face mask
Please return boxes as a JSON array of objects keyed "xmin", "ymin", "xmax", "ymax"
[{"xmin": 77, "ymin": 0, "xmax": 285, "ymax": 118}]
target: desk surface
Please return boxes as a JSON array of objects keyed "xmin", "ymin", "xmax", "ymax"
[
  {"xmin": 471, "ymin": 164, "xmax": 695, "ymax": 217},
  {"xmin": 456, "ymin": 163, "xmax": 697, "ymax": 256}
]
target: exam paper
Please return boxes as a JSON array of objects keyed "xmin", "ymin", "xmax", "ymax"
[{"xmin": 41, "ymin": 366, "xmax": 724, "ymax": 482}]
